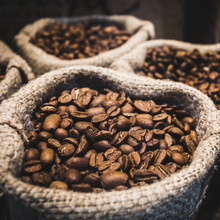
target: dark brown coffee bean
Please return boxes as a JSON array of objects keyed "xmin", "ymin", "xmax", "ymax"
[
  {"xmin": 136, "ymin": 114, "xmax": 154, "ymax": 129},
  {"xmin": 54, "ymin": 128, "xmax": 69, "ymax": 141},
  {"xmin": 190, "ymin": 130, "xmax": 198, "ymax": 145},
  {"xmin": 134, "ymin": 100, "xmax": 151, "ymax": 113},
  {"xmin": 84, "ymin": 173, "xmax": 100, "ymax": 187},
  {"xmin": 47, "ymin": 138, "xmax": 61, "ymax": 149},
  {"xmin": 74, "ymin": 137, "xmax": 90, "ymax": 156},
  {"xmin": 164, "ymin": 133, "xmax": 172, "ymax": 147},
  {"xmin": 43, "ymin": 114, "xmax": 61, "ymax": 132},
  {"xmin": 128, "ymin": 152, "xmax": 141, "ymax": 168},
  {"xmin": 108, "ymin": 122, "xmax": 118, "ymax": 137},
  {"xmin": 38, "ymin": 131, "xmax": 53, "ymax": 141},
  {"xmin": 65, "ymin": 157, "xmax": 89, "ymax": 171},
  {"xmin": 98, "ymin": 160, "xmax": 121, "ymax": 174},
  {"xmin": 121, "ymin": 102, "xmax": 135, "ymax": 113},
  {"xmin": 49, "ymin": 181, "xmax": 68, "ymax": 189},
  {"xmin": 84, "ymin": 149, "xmax": 97, "ymax": 160},
  {"xmin": 40, "ymin": 148, "xmax": 55, "ymax": 167},
  {"xmin": 72, "ymin": 183, "xmax": 92, "ymax": 192},
  {"xmin": 153, "ymin": 129, "xmax": 165, "ymax": 138},
  {"xmin": 23, "ymin": 160, "xmax": 42, "ymax": 173},
  {"xmin": 74, "ymin": 121, "xmax": 93, "ymax": 134},
  {"xmin": 85, "ymin": 126, "xmax": 98, "ymax": 142},
  {"xmin": 153, "ymin": 149, "xmax": 167, "ymax": 166},
  {"xmin": 134, "ymin": 169, "xmax": 158, "ymax": 183},
  {"xmin": 37, "ymin": 141, "xmax": 48, "ymax": 152},
  {"xmin": 154, "ymin": 164, "xmax": 172, "ymax": 180},
  {"xmin": 89, "ymin": 152, "xmax": 104, "ymax": 168},
  {"xmin": 60, "ymin": 118, "xmax": 73, "ymax": 129},
  {"xmin": 183, "ymin": 123, "xmax": 191, "ymax": 134},
  {"xmin": 182, "ymin": 152, "xmax": 192, "ymax": 164},
  {"xmin": 181, "ymin": 117, "xmax": 194, "ymax": 127},
  {"xmin": 127, "ymin": 132, "xmax": 142, "ymax": 147},
  {"xmin": 169, "ymin": 145, "xmax": 184, "ymax": 153},
  {"xmin": 62, "ymin": 137, "xmax": 79, "ymax": 148},
  {"xmin": 181, "ymin": 134, "xmax": 196, "ymax": 154},
  {"xmin": 93, "ymin": 140, "xmax": 113, "ymax": 152},
  {"xmin": 86, "ymin": 107, "xmax": 106, "ymax": 117},
  {"xmin": 65, "ymin": 169, "xmax": 82, "ymax": 185},
  {"xmin": 71, "ymin": 111, "xmax": 89, "ymax": 119},
  {"xmin": 90, "ymin": 94, "xmax": 106, "ymax": 107},
  {"xmin": 159, "ymin": 139, "xmax": 168, "ymax": 150},
  {"xmin": 146, "ymin": 138, "xmax": 159, "ymax": 150},
  {"xmin": 68, "ymin": 105, "xmax": 78, "ymax": 114},
  {"xmin": 51, "ymin": 164, "xmax": 69, "ymax": 180},
  {"xmin": 104, "ymin": 147, "xmax": 122, "ymax": 160},
  {"xmin": 40, "ymin": 104, "xmax": 57, "ymax": 113},
  {"xmin": 112, "ymin": 131, "xmax": 129, "ymax": 146},
  {"xmin": 172, "ymin": 152, "xmax": 185, "ymax": 166},
  {"xmin": 117, "ymin": 115, "xmax": 131, "ymax": 131},
  {"xmin": 152, "ymin": 113, "xmax": 168, "ymax": 122},
  {"xmin": 100, "ymin": 171, "xmax": 129, "ymax": 189},
  {"xmin": 107, "ymin": 106, "xmax": 121, "ymax": 117},
  {"xmin": 119, "ymin": 144, "xmax": 134, "ymax": 155},
  {"xmin": 27, "ymin": 131, "xmax": 39, "ymax": 146},
  {"xmin": 32, "ymin": 172, "xmax": 52, "ymax": 186},
  {"xmin": 144, "ymin": 130, "xmax": 153, "ymax": 142},
  {"xmin": 91, "ymin": 113, "xmax": 109, "ymax": 123},
  {"xmin": 69, "ymin": 128, "xmax": 80, "ymax": 140},
  {"xmin": 58, "ymin": 144, "xmax": 75, "ymax": 157},
  {"xmin": 24, "ymin": 148, "xmax": 40, "ymax": 161},
  {"xmin": 102, "ymin": 100, "xmax": 120, "ymax": 109},
  {"xmin": 95, "ymin": 130, "xmax": 111, "ymax": 142},
  {"xmin": 168, "ymin": 127, "xmax": 184, "ymax": 137},
  {"xmin": 118, "ymin": 155, "xmax": 130, "ymax": 172}
]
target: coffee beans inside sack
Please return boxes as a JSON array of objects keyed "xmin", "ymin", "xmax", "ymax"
[
  {"xmin": 136, "ymin": 46, "xmax": 220, "ymax": 110},
  {"xmin": 30, "ymin": 22, "xmax": 131, "ymax": 60},
  {"xmin": 21, "ymin": 86, "xmax": 198, "ymax": 192}
]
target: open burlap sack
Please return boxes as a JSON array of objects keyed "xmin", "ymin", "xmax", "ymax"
[
  {"xmin": 110, "ymin": 39, "xmax": 220, "ymax": 73},
  {"xmin": 0, "ymin": 66, "xmax": 219, "ymax": 220},
  {"xmin": 0, "ymin": 40, "xmax": 35, "ymax": 104},
  {"xmin": 13, "ymin": 15, "xmax": 155, "ymax": 77}
]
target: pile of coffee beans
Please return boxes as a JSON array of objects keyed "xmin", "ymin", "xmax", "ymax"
[
  {"xmin": 21, "ymin": 87, "xmax": 197, "ymax": 192},
  {"xmin": 0, "ymin": 63, "xmax": 6, "ymax": 82},
  {"xmin": 137, "ymin": 46, "xmax": 220, "ymax": 110},
  {"xmin": 30, "ymin": 22, "xmax": 131, "ymax": 60}
]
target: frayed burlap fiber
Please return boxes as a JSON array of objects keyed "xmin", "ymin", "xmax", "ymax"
[
  {"xmin": 13, "ymin": 15, "xmax": 155, "ymax": 77},
  {"xmin": 110, "ymin": 39, "xmax": 220, "ymax": 73},
  {"xmin": 0, "ymin": 66, "xmax": 219, "ymax": 220},
  {"xmin": 0, "ymin": 40, "xmax": 35, "ymax": 104}
]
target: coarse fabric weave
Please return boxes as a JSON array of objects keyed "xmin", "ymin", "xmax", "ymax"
[
  {"xmin": 13, "ymin": 15, "xmax": 155, "ymax": 77},
  {"xmin": 0, "ymin": 40, "xmax": 35, "ymax": 104},
  {"xmin": 110, "ymin": 39, "xmax": 220, "ymax": 73},
  {"xmin": 0, "ymin": 66, "xmax": 219, "ymax": 220}
]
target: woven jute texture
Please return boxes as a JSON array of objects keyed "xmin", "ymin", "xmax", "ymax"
[
  {"xmin": 13, "ymin": 15, "xmax": 155, "ymax": 77},
  {"xmin": 110, "ymin": 39, "xmax": 220, "ymax": 73},
  {"xmin": 0, "ymin": 40, "xmax": 35, "ymax": 104},
  {"xmin": 0, "ymin": 66, "xmax": 219, "ymax": 220}
]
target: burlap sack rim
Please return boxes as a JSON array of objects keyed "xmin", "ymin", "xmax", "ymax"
[
  {"xmin": 0, "ymin": 66, "xmax": 219, "ymax": 219},
  {"xmin": 0, "ymin": 40, "xmax": 35, "ymax": 103},
  {"xmin": 110, "ymin": 39, "xmax": 220, "ymax": 73},
  {"xmin": 13, "ymin": 15, "xmax": 155, "ymax": 76}
]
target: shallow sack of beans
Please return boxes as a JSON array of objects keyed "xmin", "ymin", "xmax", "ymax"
[
  {"xmin": 110, "ymin": 39, "xmax": 220, "ymax": 111},
  {"xmin": 0, "ymin": 40, "xmax": 34, "ymax": 104},
  {"xmin": 0, "ymin": 66, "xmax": 220, "ymax": 220},
  {"xmin": 13, "ymin": 15, "xmax": 155, "ymax": 77}
]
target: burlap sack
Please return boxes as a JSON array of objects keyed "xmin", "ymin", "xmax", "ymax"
[
  {"xmin": 0, "ymin": 40, "xmax": 35, "ymax": 104},
  {"xmin": 0, "ymin": 65, "xmax": 219, "ymax": 220},
  {"xmin": 13, "ymin": 15, "xmax": 155, "ymax": 77},
  {"xmin": 110, "ymin": 39, "xmax": 220, "ymax": 73}
]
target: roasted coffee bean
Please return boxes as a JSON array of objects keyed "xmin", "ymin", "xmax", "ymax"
[
  {"xmin": 128, "ymin": 152, "xmax": 141, "ymax": 168},
  {"xmin": 100, "ymin": 171, "xmax": 129, "ymax": 189},
  {"xmin": 47, "ymin": 138, "xmax": 61, "ymax": 149},
  {"xmin": 49, "ymin": 181, "xmax": 68, "ymax": 189},
  {"xmin": 51, "ymin": 164, "xmax": 69, "ymax": 180},
  {"xmin": 65, "ymin": 169, "xmax": 82, "ymax": 185},
  {"xmin": 58, "ymin": 144, "xmax": 75, "ymax": 157},
  {"xmin": 32, "ymin": 172, "xmax": 52, "ymax": 186},
  {"xmin": 54, "ymin": 128, "xmax": 69, "ymax": 141},
  {"xmin": 22, "ymin": 86, "xmax": 198, "ymax": 191},
  {"xmin": 21, "ymin": 176, "xmax": 32, "ymax": 184},
  {"xmin": 40, "ymin": 148, "xmax": 55, "ymax": 167},
  {"xmin": 72, "ymin": 183, "xmax": 92, "ymax": 192},
  {"xmin": 93, "ymin": 140, "xmax": 113, "ymax": 152},
  {"xmin": 65, "ymin": 157, "xmax": 89, "ymax": 171},
  {"xmin": 84, "ymin": 173, "xmax": 100, "ymax": 187},
  {"xmin": 24, "ymin": 148, "xmax": 40, "ymax": 161},
  {"xmin": 98, "ymin": 160, "xmax": 121, "ymax": 174},
  {"xmin": 37, "ymin": 141, "xmax": 47, "ymax": 152},
  {"xmin": 43, "ymin": 114, "xmax": 61, "ymax": 132},
  {"xmin": 89, "ymin": 152, "xmax": 104, "ymax": 168},
  {"xmin": 104, "ymin": 147, "xmax": 122, "ymax": 160},
  {"xmin": 119, "ymin": 144, "xmax": 134, "ymax": 155}
]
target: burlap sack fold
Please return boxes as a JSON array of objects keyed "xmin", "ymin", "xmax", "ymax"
[
  {"xmin": 110, "ymin": 39, "xmax": 220, "ymax": 73},
  {"xmin": 13, "ymin": 15, "xmax": 155, "ymax": 77},
  {"xmin": 0, "ymin": 40, "xmax": 35, "ymax": 104},
  {"xmin": 0, "ymin": 66, "xmax": 219, "ymax": 220}
]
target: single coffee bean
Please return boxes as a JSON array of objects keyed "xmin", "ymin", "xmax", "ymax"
[
  {"xmin": 104, "ymin": 147, "xmax": 122, "ymax": 161},
  {"xmin": 128, "ymin": 152, "xmax": 141, "ymax": 168},
  {"xmin": 60, "ymin": 118, "xmax": 73, "ymax": 130},
  {"xmin": 89, "ymin": 152, "xmax": 104, "ymax": 168},
  {"xmin": 134, "ymin": 169, "xmax": 158, "ymax": 183},
  {"xmin": 74, "ymin": 121, "xmax": 93, "ymax": 134},
  {"xmin": 43, "ymin": 114, "xmax": 61, "ymax": 132},
  {"xmin": 32, "ymin": 172, "xmax": 52, "ymax": 186},
  {"xmin": 62, "ymin": 137, "xmax": 79, "ymax": 148},
  {"xmin": 86, "ymin": 107, "xmax": 106, "ymax": 117},
  {"xmin": 72, "ymin": 183, "xmax": 92, "ymax": 192},
  {"xmin": 65, "ymin": 157, "xmax": 89, "ymax": 171},
  {"xmin": 40, "ymin": 148, "xmax": 55, "ymax": 167},
  {"xmin": 23, "ymin": 160, "xmax": 42, "ymax": 173},
  {"xmin": 39, "ymin": 131, "xmax": 53, "ymax": 141},
  {"xmin": 49, "ymin": 181, "xmax": 68, "ymax": 189},
  {"xmin": 100, "ymin": 171, "xmax": 129, "ymax": 189},
  {"xmin": 154, "ymin": 164, "xmax": 172, "ymax": 180},
  {"xmin": 47, "ymin": 138, "xmax": 61, "ymax": 149},
  {"xmin": 65, "ymin": 169, "xmax": 82, "ymax": 185},
  {"xmin": 54, "ymin": 128, "xmax": 69, "ymax": 141},
  {"xmin": 84, "ymin": 173, "xmax": 100, "ymax": 187},
  {"xmin": 24, "ymin": 148, "xmax": 40, "ymax": 161},
  {"xmin": 118, "ymin": 155, "xmax": 130, "ymax": 172},
  {"xmin": 119, "ymin": 144, "xmax": 134, "ymax": 155},
  {"xmin": 51, "ymin": 164, "xmax": 69, "ymax": 180},
  {"xmin": 93, "ymin": 140, "xmax": 113, "ymax": 152},
  {"xmin": 58, "ymin": 144, "xmax": 75, "ymax": 157},
  {"xmin": 98, "ymin": 160, "xmax": 121, "ymax": 174},
  {"xmin": 84, "ymin": 149, "xmax": 97, "ymax": 160},
  {"xmin": 172, "ymin": 152, "xmax": 185, "ymax": 166}
]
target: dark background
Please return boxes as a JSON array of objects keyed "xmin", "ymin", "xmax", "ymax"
[{"xmin": 1, "ymin": 0, "xmax": 220, "ymax": 219}]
